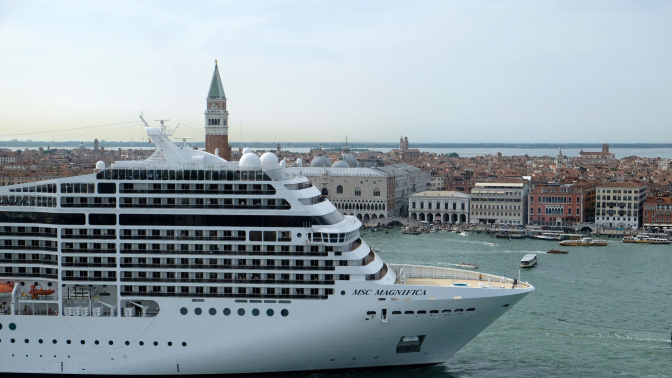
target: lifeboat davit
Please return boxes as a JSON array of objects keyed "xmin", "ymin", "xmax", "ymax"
[{"xmin": 29, "ymin": 285, "xmax": 55, "ymax": 299}]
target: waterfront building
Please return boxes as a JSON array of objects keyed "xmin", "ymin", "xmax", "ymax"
[
  {"xmin": 204, "ymin": 60, "xmax": 231, "ymax": 160},
  {"xmin": 642, "ymin": 193, "xmax": 672, "ymax": 229},
  {"xmin": 594, "ymin": 181, "xmax": 647, "ymax": 229},
  {"xmin": 528, "ymin": 184, "xmax": 588, "ymax": 226},
  {"xmin": 469, "ymin": 181, "xmax": 529, "ymax": 225},
  {"xmin": 291, "ymin": 163, "xmax": 429, "ymax": 222},
  {"xmin": 409, "ymin": 190, "xmax": 470, "ymax": 223}
]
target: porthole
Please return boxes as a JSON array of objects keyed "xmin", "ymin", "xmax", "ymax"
[
  {"xmin": 168, "ymin": 342, "xmax": 173, "ymax": 346},
  {"xmin": 237, "ymin": 308, "xmax": 245, "ymax": 316},
  {"xmin": 281, "ymin": 309, "xmax": 289, "ymax": 317},
  {"xmin": 52, "ymin": 339, "xmax": 57, "ymax": 344},
  {"xmin": 80, "ymin": 340, "xmax": 85, "ymax": 345},
  {"xmin": 125, "ymin": 341, "xmax": 130, "ymax": 345},
  {"xmin": 153, "ymin": 341, "xmax": 158, "ymax": 346},
  {"xmin": 47, "ymin": 282, "xmax": 53, "ymax": 287},
  {"xmin": 9, "ymin": 323, "xmax": 16, "ymax": 330},
  {"xmin": 252, "ymin": 309, "xmax": 260, "ymax": 316},
  {"xmin": 108, "ymin": 340, "xmax": 113, "ymax": 345},
  {"xmin": 194, "ymin": 307, "xmax": 202, "ymax": 315},
  {"xmin": 67, "ymin": 340, "xmax": 71, "ymax": 344},
  {"xmin": 266, "ymin": 309, "xmax": 274, "ymax": 317},
  {"xmin": 139, "ymin": 341, "xmax": 144, "ymax": 346},
  {"xmin": 297, "ymin": 233, "xmax": 302, "ymax": 238},
  {"xmin": 341, "ymin": 291, "xmax": 346, "ymax": 295},
  {"xmin": 223, "ymin": 308, "xmax": 231, "ymax": 316},
  {"xmin": 209, "ymin": 308, "xmax": 216, "ymax": 316},
  {"xmin": 11, "ymin": 339, "xmax": 15, "ymax": 343},
  {"xmin": 180, "ymin": 307, "xmax": 188, "ymax": 315},
  {"xmin": 0, "ymin": 324, "xmax": 2, "ymax": 330},
  {"xmin": 39, "ymin": 339, "xmax": 43, "ymax": 344},
  {"xmin": 24, "ymin": 339, "xmax": 29, "ymax": 343},
  {"xmin": 95, "ymin": 340, "xmax": 100, "ymax": 345},
  {"xmin": 182, "ymin": 342, "xmax": 187, "ymax": 347}
]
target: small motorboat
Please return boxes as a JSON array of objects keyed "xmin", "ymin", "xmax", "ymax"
[
  {"xmin": 460, "ymin": 231, "xmax": 469, "ymax": 236},
  {"xmin": 520, "ymin": 254, "xmax": 537, "ymax": 268},
  {"xmin": 457, "ymin": 262, "xmax": 478, "ymax": 269},
  {"xmin": 547, "ymin": 249, "xmax": 568, "ymax": 254}
]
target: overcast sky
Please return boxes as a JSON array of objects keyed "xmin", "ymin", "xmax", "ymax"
[{"xmin": 1, "ymin": 1, "xmax": 670, "ymax": 145}]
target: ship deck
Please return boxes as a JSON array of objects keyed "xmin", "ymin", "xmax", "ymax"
[{"xmin": 391, "ymin": 264, "xmax": 531, "ymax": 289}]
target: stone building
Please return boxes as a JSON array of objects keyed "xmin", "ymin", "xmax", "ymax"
[
  {"xmin": 469, "ymin": 181, "xmax": 529, "ymax": 225},
  {"xmin": 594, "ymin": 181, "xmax": 647, "ymax": 229},
  {"xmin": 408, "ymin": 191, "xmax": 470, "ymax": 223}
]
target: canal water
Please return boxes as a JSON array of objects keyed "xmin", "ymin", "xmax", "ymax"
[{"xmin": 283, "ymin": 228, "xmax": 671, "ymax": 378}]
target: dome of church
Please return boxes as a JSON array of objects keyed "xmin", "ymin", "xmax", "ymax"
[
  {"xmin": 341, "ymin": 153, "xmax": 360, "ymax": 167},
  {"xmin": 310, "ymin": 155, "xmax": 331, "ymax": 167},
  {"xmin": 332, "ymin": 159, "xmax": 350, "ymax": 168}
]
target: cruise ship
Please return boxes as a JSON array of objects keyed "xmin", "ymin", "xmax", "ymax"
[{"xmin": 0, "ymin": 64, "xmax": 533, "ymax": 375}]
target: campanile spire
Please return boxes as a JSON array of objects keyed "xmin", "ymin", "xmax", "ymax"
[{"xmin": 204, "ymin": 60, "xmax": 230, "ymax": 160}]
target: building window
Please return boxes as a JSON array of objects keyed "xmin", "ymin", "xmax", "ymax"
[
  {"xmin": 354, "ymin": 188, "xmax": 361, "ymax": 197},
  {"xmin": 373, "ymin": 188, "xmax": 380, "ymax": 196},
  {"xmin": 337, "ymin": 185, "xmax": 343, "ymax": 194}
]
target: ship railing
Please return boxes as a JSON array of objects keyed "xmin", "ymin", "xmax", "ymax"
[{"xmin": 389, "ymin": 264, "xmax": 518, "ymax": 286}]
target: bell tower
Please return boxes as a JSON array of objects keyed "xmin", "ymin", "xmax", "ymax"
[{"xmin": 205, "ymin": 60, "xmax": 230, "ymax": 160}]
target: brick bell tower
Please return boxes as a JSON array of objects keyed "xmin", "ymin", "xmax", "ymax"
[{"xmin": 205, "ymin": 60, "xmax": 230, "ymax": 160}]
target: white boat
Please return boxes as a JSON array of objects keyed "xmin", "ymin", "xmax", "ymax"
[
  {"xmin": 460, "ymin": 231, "xmax": 469, "ymax": 236},
  {"xmin": 520, "ymin": 254, "xmax": 538, "ymax": 268},
  {"xmin": 0, "ymin": 66, "xmax": 533, "ymax": 376},
  {"xmin": 622, "ymin": 235, "xmax": 671, "ymax": 244}
]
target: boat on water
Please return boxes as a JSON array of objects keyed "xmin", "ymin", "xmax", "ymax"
[
  {"xmin": 494, "ymin": 229, "xmax": 526, "ymax": 239},
  {"xmin": 547, "ymin": 249, "xmax": 569, "ymax": 254},
  {"xmin": 456, "ymin": 263, "xmax": 478, "ymax": 269},
  {"xmin": 559, "ymin": 237, "xmax": 608, "ymax": 247},
  {"xmin": 622, "ymin": 235, "xmax": 671, "ymax": 244},
  {"xmin": 0, "ymin": 64, "xmax": 533, "ymax": 376},
  {"xmin": 520, "ymin": 254, "xmax": 538, "ymax": 268},
  {"xmin": 531, "ymin": 232, "xmax": 563, "ymax": 241},
  {"xmin": 460, "ymin": 231, "xmax": 468, "ymax": 236}
]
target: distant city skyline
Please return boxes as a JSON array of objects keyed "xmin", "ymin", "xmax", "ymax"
[{"xmin": 1, "ymin": 1, "xmax": 671, "ymax": 144}]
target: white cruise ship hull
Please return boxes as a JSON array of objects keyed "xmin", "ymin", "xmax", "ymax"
[{"xmin": 0, "ymin": 280, "xmax": 530, "ymax": 375}]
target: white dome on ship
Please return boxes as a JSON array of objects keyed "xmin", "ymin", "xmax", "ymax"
[
  {"xmin": 280, "ymin": 159, "xmax": 287, "ymax": 168},
  {"xmin": 242, "ymin": 147, "xmax": 254, "ymax": 155},
  {"xmin": 296, "ymin": 158, "xmax": 303, "ymax": 167},
  {"xmin": 260, "ymin": 152, "xmax": 279, "ymax": 166},
  {"xmin": 239, "ymin": 152, "xmax": 261, "ymax": 167},
  {"xmin": 310, "ymin": 155, "xmax": 331, "ymax": 167},
  {"xmin": 95, "ymin": 161, "xmax": 106, "ymax": 170}
]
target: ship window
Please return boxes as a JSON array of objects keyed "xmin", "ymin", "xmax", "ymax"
[
  {"xmin": 266, "ymin": 309, "xmax": 274, "ymax": 316},
  {"xmin": 281, "ymin": 309, "xmax": 289, "ymax": 317},
  {"xmin": 237, "ymin": 308, "xmax": 245, "ymax": 316},
  {"xmin": 194, "ymin": 308, "xmax": 202, "ymax": 315},
  {"xmin": 405, "ymin": 311, "xmax": 414, "ymax": 314},
  {"xmin": 223, "ymin": 308, "xmax": 231, "ymax": 316},
  {"xmin": 252, "ymin": 309, "xmax": 260, "ymax": 316}
]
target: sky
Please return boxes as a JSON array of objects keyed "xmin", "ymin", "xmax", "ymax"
[{"xmin": 1, "ymin": 0, "xmax": 671, "ymax": 145}]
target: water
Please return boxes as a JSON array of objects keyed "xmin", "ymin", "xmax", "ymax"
[{"xmin": 273, "ymin": 229, "xmax": 671, "ymax": 378}]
